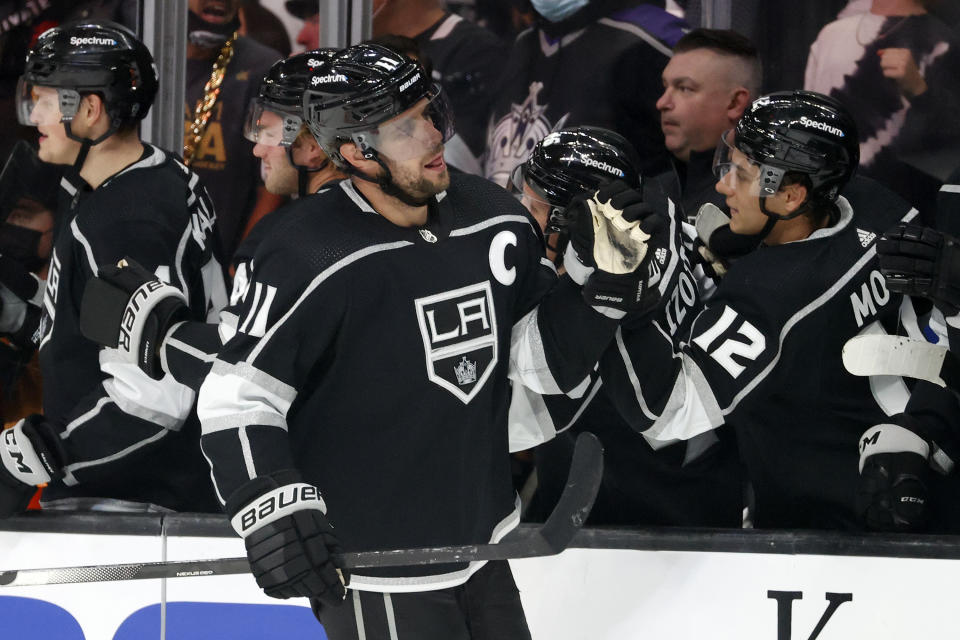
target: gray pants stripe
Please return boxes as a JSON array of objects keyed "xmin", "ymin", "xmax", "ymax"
[
  {"xmin": 353, "ymin": 590, "xmax": 367, "ymax": 640},
  {"xmin": 383, "ymin": 593, "xmax": 400, "ymax": 640}
]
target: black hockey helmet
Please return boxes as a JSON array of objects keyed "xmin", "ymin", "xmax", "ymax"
[
  {"xmin": 17, "ymin": 21, "xmax": 158, "ymax": 142},
  {"xmin": 244, "ymin": 48, "xmax": 338, "ymax": 147},
  {"xmin": 302, "ymin": 42, "xmax": 454, "ymax": 168},
  {"xmin": 513, "ymin": 126, "xmax": 643, "ymax": 234},
  {"xmin": 718, "ymin": 90, "xmax": 859, "ymax": 205}
]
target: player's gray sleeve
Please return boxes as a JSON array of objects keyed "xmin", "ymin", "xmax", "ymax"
[{"xmin": 55, "ymin": 349, "xmax": 195, "ymax": 487}]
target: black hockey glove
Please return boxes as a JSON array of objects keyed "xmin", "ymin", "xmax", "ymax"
[
  {"xmin": 0, "ymin": 415, "xmax": 65, "ymax": 518},
  {"xmin": 563, "ymin": 180, "xmax": 669, "ymax": 317},
  {"xmin": 878, "ymin": 224, "xmax": 960, "ymax": 315},
  {"xmin": 80, "ymin": 258, "xmax": 189, "ymax": 380},
  {"xmin": 227, "ymin": 471, "xmax": 348, "ymax": 605},
  {"xmin": 855, "ymin": 419, "xmax": 932, "ymax": 532}
]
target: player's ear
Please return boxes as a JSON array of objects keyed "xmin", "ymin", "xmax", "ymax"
[
  {"xmin": 781, "ymin": 181, "xmax": 808, "ymax": 215},
  {"xmin": 340, "ymin": 141, "xmax": 372, "ymax": 172}
]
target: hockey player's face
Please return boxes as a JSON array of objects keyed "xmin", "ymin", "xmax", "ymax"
[
  {"xmin": 658, "ymin": 49, "xmax": 746, "ymax": 162},
  {"xmin": 29, "ymin": 87, "xmax": 80, "ymax": 165},
  {"xmin": 716, "ymin": 147, "xmax": 767, "ymax": 235},
  {"xmin": 377, "ymin": 98, "xmax": 449, "ymax": 199},
  {"xmin": 254, "ymin": 139, "xmax": 298, "ymax": 196}
]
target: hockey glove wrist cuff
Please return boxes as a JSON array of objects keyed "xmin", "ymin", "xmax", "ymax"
[
  {"xmin": 230, "ymin": 482, "xmax": 329, "ymax": 538},
  {"xmin": 858, "ymin": 423, "xmax": 930, "ymax": 473},
  {"xmin": 80, "ymin": 258, "xmax": 189, "ymax": 380},
  {"xmin": 562, "ymin": 242, "xmax": 595, "ymax": 286},
  {"xmin": 0, "ymin": 415, "xmax": 64, "ymax": 487}
]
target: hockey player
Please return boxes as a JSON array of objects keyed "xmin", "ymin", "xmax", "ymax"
[
  {"xmin": 189, "ymin": 43, "xmax": 661, "ymax": 638},
  {"xmin": 237, "ymin": 49, "xmax": 345, "ymax": 278},
  {"xmin": 509, "ymin": 126, "xmax": 743, "ymax": 526},
  {"xmin": 597, "ymin": 90, "xmax": 947, "ymax": 530},
  {"xmin": 0, "ymin": 21, "xmax": 227, "ymax": 516}
]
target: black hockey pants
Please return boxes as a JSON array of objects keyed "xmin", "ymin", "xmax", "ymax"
[{"xmin": 311, "ymin": 560, "xmax": 532, "ymax": 639}]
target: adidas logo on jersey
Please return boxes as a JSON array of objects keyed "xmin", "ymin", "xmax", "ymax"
[
  {"xmin": 655, "ymin": 247, "xmax": 668, "ymax": 264},
  {"xmin": 857, "ymin": 228, "xmax": 877, "ymax": 248}
]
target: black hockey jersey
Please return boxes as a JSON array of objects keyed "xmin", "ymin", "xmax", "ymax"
[
  {"xmin": 603, "ymin": 180, "xmax": 922, "ymax": 528},
  {"xmin": 37, "ymin": 145, "xmax": 227, "ymax": 512},
  {"xmin": 484, "ymin": 2, "xmax": 685, "ymax": 187},
  {"xmin": 197, "ymin": 174, "xmax": 619, "ymax": 590}
]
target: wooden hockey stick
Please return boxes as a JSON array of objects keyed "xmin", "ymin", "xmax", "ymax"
[
  {"xmin": 842, "ymin": 335, "xmax": 960, "ymax": 390},
  {"xmin": 0, "ymin": 432, "xmax": 603, "ymax": 588}
]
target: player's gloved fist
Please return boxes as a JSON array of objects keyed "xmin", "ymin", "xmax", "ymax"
[
  {"xmin": 0, "ymin": 415, "xmax": 65, "ymax": 517},
  {"xmin": 566, "ymin": 181, "xmax": 670, "ymax": 317},
  {"xmin": 878, "ymin": 223, "xmax": 960, "ymax": 315},
  {"xmin": 855, "ymin": 420, "xmax": 931, "ymax": 532},
  {"xmin": 80, "ymin": 257, "xmax": 189, "ymax": 380},
  {"xmin": 227, "ymin": 471, "xmax": 348, "ymax": 604}
]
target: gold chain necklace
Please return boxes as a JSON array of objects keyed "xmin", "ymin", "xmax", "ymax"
[{"xmin": 183, "ymin": 31, "xmax": 238, "ymax": 166}]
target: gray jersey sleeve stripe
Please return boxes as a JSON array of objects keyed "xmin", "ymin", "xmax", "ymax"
[
  {"xmin": 62, "ymin": 429, "xmax": 171, "ymax": 485},
  {"xmin": 70, "ymin": 219, "xmax": 100, "ymax": 277},
  {"xmin": 509, "ymin": 307, "xmax": 562, "ymax": 394},
  {"xmin": 449, "ymin": 215, "xmax": 535, "ymax": 237},
  {"xmin": 645, "ymin": 353, "xmax": 723, "ymax": 442},
  {"xmin": 61, "ymin": 396, "xmax": 114, "ymax": 439}
]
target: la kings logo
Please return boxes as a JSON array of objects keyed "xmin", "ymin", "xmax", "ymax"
[
  {"xmin": 484, "ymin": 82, "xmax": 569, "ymax": 187},
  {"xmin": 415, "ymin": 281, "xmax": 498, "ymax": 404}
]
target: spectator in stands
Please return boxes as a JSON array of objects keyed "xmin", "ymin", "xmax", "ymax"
[
  {"xmin": 239, "ymin": 0, "xmax": 292, "ymax": 57},
  {"xmin": 805, "ymin": 0, "xmax": 960, "ymax": 223},
  {"xmin": 655, "ymin": 29, "xmax": 761, "ymax": 222},
  {"xmin": 284, "ymin": 0, "xmax": 321, "ymax": 51},
  {"xmin": 372, "ymin": 0, "xmax": 508, "ymax": 174},
  {"xmin": 484, "ymin": 0, "xmax": 686, "ymax": 188},
  {"xmin": 185, "ymin": 0, "xmax": 285, "ymax": 263}
]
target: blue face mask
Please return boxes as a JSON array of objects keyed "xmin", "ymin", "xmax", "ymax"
[{"xmin": 530, "ymin": 0, "xmax": 589, "ymax": 23}]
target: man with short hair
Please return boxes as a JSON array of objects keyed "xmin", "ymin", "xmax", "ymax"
[
  {"xmin": 0, "ymin": 21, "xmax": 226, "ymax": 516},
  {"xmin": 655, "ymin": 28, "xmax": 761, "ymax": 221}
]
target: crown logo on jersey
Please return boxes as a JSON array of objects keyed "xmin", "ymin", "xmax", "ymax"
[
  {"xmin": 857, "ymin": 228, "xmax": 876, "ymax": 248},
  {"xmin": 454, "ymin": 356, "xmax": 478, "ymax": 386},
  {"xmin": 483, "ymin": 82, "xmax": 569, "ymax": 188},
  {"xmin": 420, "ymin": 229, "xmax": 438, "ymax": 243}
]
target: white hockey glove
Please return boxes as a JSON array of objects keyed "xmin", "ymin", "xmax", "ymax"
[
  {"xmin": 226, "ymin": 470, "xmax": 348, "ymax": 605},
  {"xmin": 564, "ymin": 181, "xmax": 669, "ymax": 318},
  {"xmin": 0, "ymin": 415, "xmax": 65, "ymax": 517},
  {"xmin": 856, "ymin": 417, "xmax": 931, "ymax": 532},
  {"xmin": 79, "ymin": 258, "xmax": 189, "ymax": 380}
]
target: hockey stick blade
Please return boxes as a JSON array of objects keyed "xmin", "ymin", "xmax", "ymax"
[
  {"xmin": 842, "ymin": 335, "xmax": 960, "ymax": 390},
  {"xmin": 0, "ymin": 432, "xmax": 603, "ymax": 588}
]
